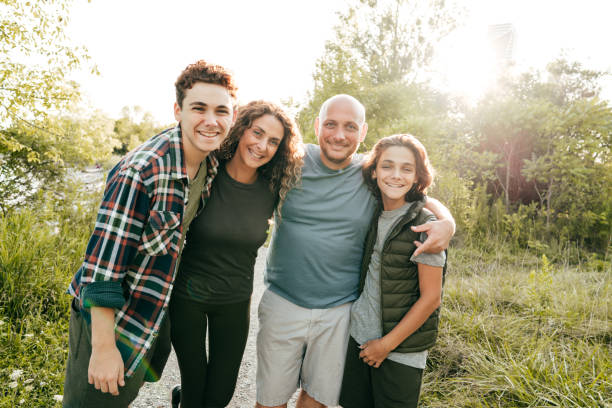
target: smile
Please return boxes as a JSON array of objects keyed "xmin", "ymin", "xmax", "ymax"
[
  {"xmin": 247, "ymin": 148, "xmax": 265, "ymax": 160},
  {"xmin": 197, "ymin": 130, "xmax": 220, "ymax": 138},
  {"xmin": 384, "ymin": 182, "xmax": 406, "ymax": 188}
]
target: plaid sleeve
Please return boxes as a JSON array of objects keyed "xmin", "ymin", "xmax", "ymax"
[{"xmin": 79, "ymin": 165, "xmax": 151, "ymax": 309}]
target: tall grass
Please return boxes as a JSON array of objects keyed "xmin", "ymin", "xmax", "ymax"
[
  {"xmin": 0, "ymin": 183, "xmax": 98, "ymax": 407},
  {"xmin": 421, "ymin": 239, "xmax": 611, "ymax": 407},
  {"xmin": 1, "ymin": 182, "xmax": 609, "ymax": 406}
]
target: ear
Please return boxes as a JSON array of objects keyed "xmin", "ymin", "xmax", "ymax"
[
  {"xmin": 372, "ymin": 169, "xmax": 376, "ymax": 179},
  {"xmin": 173, "ymin": 102, "xmax": 181, "ymax": 122},
  {"xmin": 314, "ymin": 117, "xmax": 320, "ymax": 138},
  {"xmin": 231, "ymin": 108, "xmax": 238, "ymax": 127},
  {"xmin": 359, "ymin": 122, "xmax": 368, "ymax": 142}
]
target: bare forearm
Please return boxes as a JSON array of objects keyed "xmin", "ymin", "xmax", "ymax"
[{"xmin": 90, "ymin": 307, "xmax": 117, "ymax": 349}]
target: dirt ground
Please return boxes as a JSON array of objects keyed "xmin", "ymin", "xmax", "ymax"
[{"xmin": 132, "ymin": 247, "xmax": 300, "ymax": 408}]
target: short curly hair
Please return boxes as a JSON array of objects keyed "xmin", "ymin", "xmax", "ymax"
[
  {"xmin": 362, "ymin": 134, "xmax": 435, "ymax": 203},
  {"xmin": 175, "ymin": 60, "xmax": 238, "ymax": 108},
  {"xmin": 218, "ymin": 101, "xmax": 303, "ymax": 214}
]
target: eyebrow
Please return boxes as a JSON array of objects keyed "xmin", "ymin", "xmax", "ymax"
[
  {"xmin": 190, "ymin": 101, "xmax": 230, "ymax": 110},
  {"xmin": 381, "ymin": 160, "xmax": 415, "ymax": 166}
]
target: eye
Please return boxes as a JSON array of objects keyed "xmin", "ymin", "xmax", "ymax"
[
  {"xmin": 253, "ymin": 129, "xmax": 263, "ymax": 137},
  {"xmin": 269, "ymin": 139, "xmax": 280, "ymax": 146},
  {"xmin": 347, "ymin": 124, "xmax": 358, "ymax": 131},
  {"xmin": 324, "ymin": 122, "xmax": 335, "ymax": 128}
]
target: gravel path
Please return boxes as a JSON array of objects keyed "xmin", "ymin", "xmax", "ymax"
[{"xmin": 132, "ymin": 246, "xmax": 300, "ymax": 408}]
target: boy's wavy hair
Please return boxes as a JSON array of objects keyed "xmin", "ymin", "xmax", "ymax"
[
  {"xmin": 175, "ymin": 60, "xmax": 237, "ymax": 108},
  {"xmin": 362, "ymin": 134, "xmax": 435, "ymax": 203},
  {"xmin": 218, "ymin": 100, "xmax": 304, "ymax": 214}
]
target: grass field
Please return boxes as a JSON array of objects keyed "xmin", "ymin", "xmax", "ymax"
[{"xmin": 1, "ymin": 190, "xmax": 610, "ymax": 407}]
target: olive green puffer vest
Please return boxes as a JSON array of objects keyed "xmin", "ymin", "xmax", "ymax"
[{"xmin": 358, "ymin": 198, "xmax": 447, "ymax": 353}]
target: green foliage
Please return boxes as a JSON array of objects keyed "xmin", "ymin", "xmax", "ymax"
[
  {"xmin": 297, "ymin": 0, "xmax": 457, "ymax": 143},
  {"xmin": 0, "ymin": 182, "xmax": 99, "ymax": 407},
  {"xmin": 0, "ymin": 0, "xmax": 94, "ymax": 124},
  {"xmin": 0, "ymin": 112, "xmax": 118, "ymax": 213},
  {"xmin": 112, "ymin": 106, "xmax": 170, "ymax": 154},
  {"xmin": 421, "ymin": 245, "xmax": 611, "ymax": 407},
  {"xmin": 460, "ymin": 60, "xmax": 612, "ymax": 253}
]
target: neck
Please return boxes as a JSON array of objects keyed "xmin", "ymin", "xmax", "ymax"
[
  {"xmin": 382, "ymin": 196, "xmax": 406, "ymax": 211},
  {"xmin": 319, "ymin": 153, "xmax": 352, "ymax": 171},
  {"xmin": 226, "ymin": 156, "xmax": 258, "ymax": 184},
  {"xmin": 184, "ymin": 151, "xmax": 208, "ymax": 180}
]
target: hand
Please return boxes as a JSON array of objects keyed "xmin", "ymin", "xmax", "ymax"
[
  {"xmin": 411, "ymin": 218, "xmax": 454, "ymax": 257},
  {"xmin": 358, "ymin": 338, "xmax": 391, "ymax": 368},
  {"xmin": 88, "ymin": 344, "xmax": 125, "ymax": 395}
]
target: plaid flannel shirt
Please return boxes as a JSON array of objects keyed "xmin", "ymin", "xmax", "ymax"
[{"xmin": 68, "ymin": 126, "xmax": 218, "ymax": 377}]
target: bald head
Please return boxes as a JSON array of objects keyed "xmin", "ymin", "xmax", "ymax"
[
  {"xmin": 314, "ymin": 94, "xmax": 368, "ymax": 170},
  {"xmin": 318, "ymin": 94, "xmax": 366, "ymax": 125}
]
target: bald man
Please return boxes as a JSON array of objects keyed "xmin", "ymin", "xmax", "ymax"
[{"xmin": 255, "ymin": 95, "xmax": 454, "ymax": 408}]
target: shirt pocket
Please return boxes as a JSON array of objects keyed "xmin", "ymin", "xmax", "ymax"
[{"xmin": 138, "ymin": 210, "xmax": 182, "ymax": 256}]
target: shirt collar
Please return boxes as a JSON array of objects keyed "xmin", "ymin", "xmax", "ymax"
[{"xmin": 169, "ymin": 124, "xmax": 219, "ymax": 181}]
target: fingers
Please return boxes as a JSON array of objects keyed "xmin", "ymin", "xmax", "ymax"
[
  {"xmin": 118, "ymin": 365, "xmax": 125, "ymax": 387},
  {"xmin": 412, "ymin": 239, "xmax": 428, "ymax": 257},
  {"xmin": 107, "ymin": 375, "xmax": 119, "ymax": 396},
  {"xmin": 362, "ymin": 356, "xmax": 380, "ymax": 367},
  {"xmin": 88, "ymin": 370, "xmax": 123, "ymax": 395},
  {"xmin": 411, "ymin": 223, "xmax": 431, "ymax": 233}
]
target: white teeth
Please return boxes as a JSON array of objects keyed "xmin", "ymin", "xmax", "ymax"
[{"xmin": 248, "ymin": 148, "xmax": 264, "ymax": 159}]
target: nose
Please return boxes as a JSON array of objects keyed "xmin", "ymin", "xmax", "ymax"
[
  {"xmin": 256, "ymin": 137, "xmax": 267, "ymax": 151},
  {"xmin": 392, "ymin": 167, "xmax": 401, "ymax": 178},
  {"xmin": 202, "ymin": 110, "xmax": 217, "ymax": 126},
  {"xmin": 331, "ymin": 129, "xmax": 346, "ymax": 142}
]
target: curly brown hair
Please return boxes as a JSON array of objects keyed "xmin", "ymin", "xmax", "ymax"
[
  {"xmin": 175, "ymin": 60, "xmax": 238, "ymax": 108},
  {"xmin": 362, "ymin": 134, "xmax": 435, "ymax": 203},
  {"xmin": 218, "ymin": 101, "xmax": 303, "ymax": 213}
]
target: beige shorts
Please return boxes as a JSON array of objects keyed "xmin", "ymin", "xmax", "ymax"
[{"xmin": 256, "ymin": 288, "xmax": 352, "ymax": 407}]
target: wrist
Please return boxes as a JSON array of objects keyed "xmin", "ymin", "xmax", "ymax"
[{"xmin": 380, "ymin": 335, "xmax": 396, "ymax": 353}]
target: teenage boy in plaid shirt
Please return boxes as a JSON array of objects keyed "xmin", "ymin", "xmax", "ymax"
[{"xmin": 63, "ymin": 60, "xmax": 238, "ymax": 407}]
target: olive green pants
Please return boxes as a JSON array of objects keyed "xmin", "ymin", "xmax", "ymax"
[{"xmin": 62, "ymin": 299, "xmax": 171, "ymax": 408}]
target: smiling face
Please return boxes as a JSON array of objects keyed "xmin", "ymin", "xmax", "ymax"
[
  {"xmin": 373, "ymin": 145, "xmax": 417, "ymax": 211},
  {"xmin": 234, "ymin": 114, "xmax": 284, "ymax": 170},
  {"xmin": 315, "ymin": 96, "xmax": 367, "ymax": 170},
  {"xmin": 174, "ymin": 82, "xmax": 236, "ymax": 164}
]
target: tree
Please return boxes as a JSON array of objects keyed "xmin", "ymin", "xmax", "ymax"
[
  {"xmin": 0, "ymin": 0, "xmax": 101, "ymax": 212},
  {"xmin": 297, "ymin": 0, "xmax": 458, "ymax": 145},
  {"xmin": 112, "ymin": 106, "xmax": 170, "ymax": 154},
  {"xmin": 0, "ymin": 0, "xmax": 94, "ymax": 124},
  {"xmin": 0, "ymin": 111, "xmax": 118, "ymax": 213},
  {"xmin": 461, "ymin": 59, "xmax": 612, "ymax": 252}
]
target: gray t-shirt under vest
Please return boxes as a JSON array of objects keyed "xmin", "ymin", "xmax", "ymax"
[
  {"xmin": 350, "ymin": 201, "xmax": 446, "ymax": 369},
  {"xmin": 265, "ymin": 144, "xmax": 377, "ymax": 309}
]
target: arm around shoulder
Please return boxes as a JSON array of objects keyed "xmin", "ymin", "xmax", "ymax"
[{"xmin": 411, "ymin": 197, "xmax": 455, "ymax": 256}]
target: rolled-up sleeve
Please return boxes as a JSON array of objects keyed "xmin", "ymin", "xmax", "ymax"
[{"xmin": 79, "ymin": 166, "xmax": 150, "ymax": 309}]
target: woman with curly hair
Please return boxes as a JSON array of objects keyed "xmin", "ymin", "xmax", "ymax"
[{"xmin": 169, "ymin": 101, "xmax": 303, "ymax": 408}]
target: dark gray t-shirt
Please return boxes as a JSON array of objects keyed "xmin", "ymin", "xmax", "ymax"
[{"xmin": 172, "ymin": 165, "xmax": 275, "ymax": 304}]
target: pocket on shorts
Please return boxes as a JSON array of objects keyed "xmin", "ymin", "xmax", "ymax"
[{"xmin": 138, "ymin": 210, "xmax": 181, "ymax": 256}]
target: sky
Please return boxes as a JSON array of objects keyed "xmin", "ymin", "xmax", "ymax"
[{"xmin": 67, "ymin": 0, "xmax": 612, "ymax": 125}]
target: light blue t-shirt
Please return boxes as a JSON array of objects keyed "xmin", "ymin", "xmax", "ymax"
[{"xmin": 265, "ymin": 144, "xmax": 377, "ymax": 309}]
